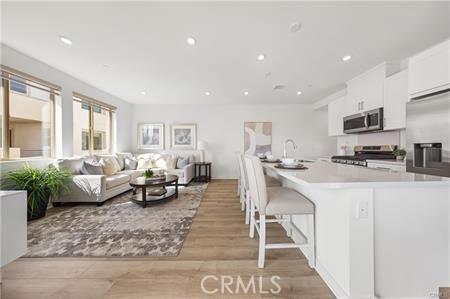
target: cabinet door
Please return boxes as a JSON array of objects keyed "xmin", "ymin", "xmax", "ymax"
[
  {"xmin": 383, "ymin": 70, "xmax": 407, "ymax": 130},
  {"xmin": 408, "ymin": 40, "xmax": 450, "ymax": 97},
  {"xmin": 347, "ymin": 66, "xmax": 385, "ymax": 114},
  {"xmin": 328, "ymin": 96, "xmax": 346, "ymax": 136}
]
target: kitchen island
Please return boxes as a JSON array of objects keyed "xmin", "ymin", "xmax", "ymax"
[{"xmin": 263, "ymin": 161, "xmax": 449, "ymax": 299}]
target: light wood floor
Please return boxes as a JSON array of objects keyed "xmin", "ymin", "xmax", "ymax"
[{"xmin": 1, "ymin": 180, "xmax": 334, "ymax": 299}]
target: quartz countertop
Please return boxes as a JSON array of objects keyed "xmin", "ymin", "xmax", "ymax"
[{"xmin": 263, "ymin": 161, "xmax": 450, "ymax": 189}]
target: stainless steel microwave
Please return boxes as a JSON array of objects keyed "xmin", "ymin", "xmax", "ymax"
[{"xmin": 343, "ymin": 108, "xmax": 384, "ymax": 134}]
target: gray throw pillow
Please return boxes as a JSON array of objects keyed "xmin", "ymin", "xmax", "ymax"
[
  {"xmin": 81, "ymin": 161, "xmax": 104, "ymax": 175},
  {"xmin": 124, "ymin": 157, "xmax": 138, "ymax": 170},
  {"xmin": 176, "ymin": 157, "xmax": 190, "ymax": 169}
]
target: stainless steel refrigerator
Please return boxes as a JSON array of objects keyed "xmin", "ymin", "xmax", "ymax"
[{"xmin": 406, "ymin": 90, "xmax": 450, "ymax": 177}]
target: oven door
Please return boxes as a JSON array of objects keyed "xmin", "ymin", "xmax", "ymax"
[{"xmin": 343, "ymin": 108, "xmax": 383, "ymax": 133}]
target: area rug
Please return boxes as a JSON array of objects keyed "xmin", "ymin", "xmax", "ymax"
[{"xmin": 25, "ymin": 183, "xmax": 208, "ymax": 257}]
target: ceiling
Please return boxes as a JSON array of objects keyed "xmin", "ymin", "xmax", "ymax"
[{"xmin": 1, "ymin": 1, "xmax": 449, "ymax": 105}]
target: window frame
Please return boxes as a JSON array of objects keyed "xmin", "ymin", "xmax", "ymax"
[
  {"xmin": 72, "ymin": 92, "xmax": 115, "ymax": 155},
  {"xmin": 1, "ymin": 66, "xmax": 59, "ymax": 160}
]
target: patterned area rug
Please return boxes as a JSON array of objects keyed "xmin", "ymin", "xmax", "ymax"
[{"xmin": 25, "ymin": 183, "xmax": 207, "ymax": 257}]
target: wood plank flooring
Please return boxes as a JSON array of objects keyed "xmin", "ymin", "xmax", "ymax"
[{"xmin": 0, "ymin": 180, "xmax": 334, "ymax": 298}]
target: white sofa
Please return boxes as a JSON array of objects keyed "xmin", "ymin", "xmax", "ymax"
[{"xmin": 52, "ymin": 152, "xmax": 196, "ymax": 205}]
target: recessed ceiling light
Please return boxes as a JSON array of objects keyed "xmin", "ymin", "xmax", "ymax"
[
  {"xmin": 59, "ymin": 35, "xmax": 73, "ymax": 45},
  {"xmin": 264, "ymin": 72, "xmax": 272, "ymax": 77},
  {"xmin": 257, "ymin": 54, "xmax": 265, "ymax": 61},
  {"xmin": 204, "ymin": 91, "xmax": 211, "ymax": 96},
  {"xmin": 289, "ymin": 22, "xmax": 302, "ymax": 33},
  {"xmin": 273, "ymin": 85, "xmax": 285, "ymax": 90},
  {"xmin": 342, "ymin": 55, "xmax": 352, "ymax": 62},
  {"xmin": 187, "ymin": 37, "xmax": 197, "ymax": 45},
  {"xmin": 102, "ymin": 64, "xmax": 110, "ymax": 68},
  {"xmin": 297, "ymin": 91, "xmax": 302, "ymax": 95},
  {"xmin": 244, "ymin": 91, "xmax": 249, "ymax": 96},
  {"xmin": 140, "ymin": 91, "xmax": 146, "ymax": 95}
]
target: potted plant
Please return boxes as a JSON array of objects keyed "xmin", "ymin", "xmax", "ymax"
[
  {"xmin": 3, "ymin": 165, "xmax": 71, "ymax": 221},
  {"xmin": 393, "ymin": 148, "xmax": 406, "ymax": 161},
  {"xmin": 144, "ymin": 169, "xmax": 154, "ymax": 178}
]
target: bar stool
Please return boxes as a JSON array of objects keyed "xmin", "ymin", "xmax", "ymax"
[
  {"xmin": 236, "ymin": 153, "xmax": 281, "ymax": 225},
  {"xmin": 243, "ymin": 155, "xmax": 316, "ymax": 269}
]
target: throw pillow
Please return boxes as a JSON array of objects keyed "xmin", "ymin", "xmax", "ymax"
[
  {"xmin": 176, "ymin": 156, "xmax": 190, "ymax": 169},
  {"xmin": 124, "ymin": 157, "xmax": 138, "ymax": 170},
  {"xmin": 115, "ymin": 152, "xmax": 133, "ymax": 170},
  {"xmin": 81, "ymin": 161, "xmax": 104, "ymax": 175},
  {"xmin": 137, "ymin": 158, "xmax": 154, "ymax": 170},
  {"xmin": 100, "ymin": 156, "xmax": 121, "ymax": 176}
]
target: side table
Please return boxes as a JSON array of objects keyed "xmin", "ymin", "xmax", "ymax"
[{"xmin": 194, "ymin": 162, "xmax": 212, "ymax": 182}]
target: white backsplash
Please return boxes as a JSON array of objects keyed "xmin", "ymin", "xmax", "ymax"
[{"xmin": 336, "ymin": 129, "xmax": 405, "ymax": 155}]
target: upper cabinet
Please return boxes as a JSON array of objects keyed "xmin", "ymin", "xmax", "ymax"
[
  {"xmin": 408, "ymin": 39, "xmax": 450, "ymax": 99},
  {"xmin": 383, "ymin": 70, "xmax": 408, "ymax": 130},
  {"xmin": 346, "ymin": 63, "xmax": 400, "ymax": 115}
]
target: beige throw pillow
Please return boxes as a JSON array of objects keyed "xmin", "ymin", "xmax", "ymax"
[{"xmin": 100, "ymin": 156, "xmax": 121, "ymax": 176}]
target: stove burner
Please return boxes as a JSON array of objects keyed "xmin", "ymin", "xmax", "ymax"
[{"xmin": 331, "ymin": 145, "xmax": 397, "ymax": 167}]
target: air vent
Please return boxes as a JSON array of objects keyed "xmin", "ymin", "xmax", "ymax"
[{"xmin": 273, "ymin": 85, "xmax": 285, "ymax": 90}]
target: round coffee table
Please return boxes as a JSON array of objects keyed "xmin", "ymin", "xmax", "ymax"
[{"xmin": 129, "ymin": 175, "xmax": 178, "ymax": 208}]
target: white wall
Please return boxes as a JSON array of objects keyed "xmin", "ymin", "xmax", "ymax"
[
  {"xmin": 132, "ymin": 104, "xmax": 335, "ymax": 179},
  {"xmin": 0, "ymin": 44, "xmax": 133, "ymax": 158}
]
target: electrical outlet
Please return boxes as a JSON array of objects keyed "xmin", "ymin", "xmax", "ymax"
[{"xmin": 357, "ymin": 201, "xmax": 369, "ymax": 219}]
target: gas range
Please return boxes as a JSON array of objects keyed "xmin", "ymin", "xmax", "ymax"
[{"xmin": 331, "ymin": 145, "xmax": 397, "ymax": 167}]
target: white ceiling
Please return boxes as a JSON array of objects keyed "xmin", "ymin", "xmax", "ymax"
[{"xmin": 1, "ymin": 1, "xmax": 449, "ymax": 105}]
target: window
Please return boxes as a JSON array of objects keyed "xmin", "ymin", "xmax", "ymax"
[
  {"xmin": 73, "ymin": 93, "xmax": 115, "ymax": 155},
  {"xmin": 1, "ymin": 66, "xmax": 59, "ymax": 159}
]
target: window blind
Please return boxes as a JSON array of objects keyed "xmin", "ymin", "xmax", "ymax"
[
  {"xmin": 73, "ymin": 92, "xmax": 117, "ymax": 112},
  {"xmin": 0, "ymin": 64, "xmax": 61, "ymax": 95}
]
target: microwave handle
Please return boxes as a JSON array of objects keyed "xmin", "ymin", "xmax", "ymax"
[{"xmin": 364, "ymin": 114, "xmax": 369, "ymax": 128}]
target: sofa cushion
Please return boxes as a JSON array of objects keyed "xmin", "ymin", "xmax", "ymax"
[
  {"xmin": 53, "ymin": 157, "xmax": 86, "ymax": 174},
  {"xmin": 115, "ymin": 152, "xmax": 133, "ymax": 170},
  {"xmin": 118, "ymin": 170, "xmax": 143, "ymax": 180},
  {"xmin": 105, "ymin": 173, "xmax": 131, "ymax": 189},
  {"xmin": 176, "ymin": 156, "xmax": 190, "ymax": 169},
  {"xmin": 100, "ymin": 156, "xmax": 121, "ymax": 176},
  {"xmin": 137, "ymin": 157, "xmax": 154, "ymax": 170},
  {"xmin": 124, "ymin": 157, "xmax": 138, "ymax": 170},
  {"xmin": 166, "ymin": 168, "xmax": 184, "ymax": 178},
  {"xmin": 81, "ymin": 161, "xmax": 104, "ymax": 175},
  {"xmin": 154, "ymin": 154, "xmax": 177, "ymax": 170}
]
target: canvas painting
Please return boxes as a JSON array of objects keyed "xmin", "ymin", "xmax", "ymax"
[
  {"xmin": 244, "ymin": 122, "xmax": 272, "ymax": 155},
  {"xmin": 171, "ymin": 124, "xmax": 196, "ymax": 149},
  {"xmin": 138, "ymin": 123, "xmax": 164, "ymax": 150}
]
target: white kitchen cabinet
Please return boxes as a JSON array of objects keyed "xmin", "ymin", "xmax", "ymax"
[
  {"xmin": 408, "ymin": 39, "xmax": 450, "ymax": 98},
  {"xmin": 328, "ymin": 95, "xmax": 346, "ymax": 136},
  {"xmin": 346, "ymin": 63, "xmax": 400, "ymax": 115},
  {"xmin": 383, "ymin": 70, "xmax": 408, "ymax": 130}
]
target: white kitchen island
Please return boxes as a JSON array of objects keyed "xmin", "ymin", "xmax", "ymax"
[{"xmin": 263, "ymin": 161, "xmax": 449, "ymax": 299}]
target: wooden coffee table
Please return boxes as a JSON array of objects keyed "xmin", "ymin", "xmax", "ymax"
[{"xmin": 129, "ymin": 175, "xmax": 178, "ymax": 208}]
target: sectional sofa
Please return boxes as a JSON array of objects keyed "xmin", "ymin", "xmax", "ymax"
[{"xmin": 51, "ymin": 152, "xmax": 196, "ymax": 205}]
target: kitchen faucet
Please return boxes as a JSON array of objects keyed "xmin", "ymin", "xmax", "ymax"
[{"xmin": 283, "ymin": 139, "xmax": 297, "ymax": 158}]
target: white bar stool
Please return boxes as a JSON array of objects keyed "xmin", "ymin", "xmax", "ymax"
[
  {"xmin": 236, "ymin": 153, "xmax": 281, "ymax": 225},
  {"xmin": 243, "ymin": 155, "xmax": 316, "ymax": 269}
]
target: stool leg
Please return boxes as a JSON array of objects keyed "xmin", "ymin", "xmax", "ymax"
[
  {"xmin": 258, "ymin": 214, "xmax": 266, "ymax": 268},
  {"xmin": 245, "ymin": 191, "xmax": 250, "ymax": 225},
  {"xmin": 237, "ymin": 176, "xmax": 241, "ymax": 197},
  {"xmin": 249, "ymin": 200, "xmax": 256, "ymax": 238},
  {"xmin": 307, "ymin": 214, "xmax": 316, "ymax": 268},
  {"xmin": 240, "ymin": 192, "xmax": 245, "ymax": 211},
  {"xmin": 287, "ymin": 215, "xmax": 293, "ymax": 237}
]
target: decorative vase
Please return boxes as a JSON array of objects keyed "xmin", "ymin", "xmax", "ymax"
[{"xmin": 396, "ymin": 155, "xmax": 405, "ymax": 161}]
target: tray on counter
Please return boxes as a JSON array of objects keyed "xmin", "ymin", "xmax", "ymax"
[{"xmin": 274, "ymin": 163, "xmax": 308, "ymax": 170}]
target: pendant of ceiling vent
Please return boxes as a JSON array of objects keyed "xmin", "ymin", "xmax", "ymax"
[{"xmin": 273, "ymin": 85, "xmax": 285, "ymax": 90}]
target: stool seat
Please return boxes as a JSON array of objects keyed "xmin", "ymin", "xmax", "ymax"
[
  {"xmin": 266, "ymin": 187, "xmax": 314, "ymax": 215},
  {"xmin": 265, "ymin": 175, "xmax": 281, "ymax": 187}
]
